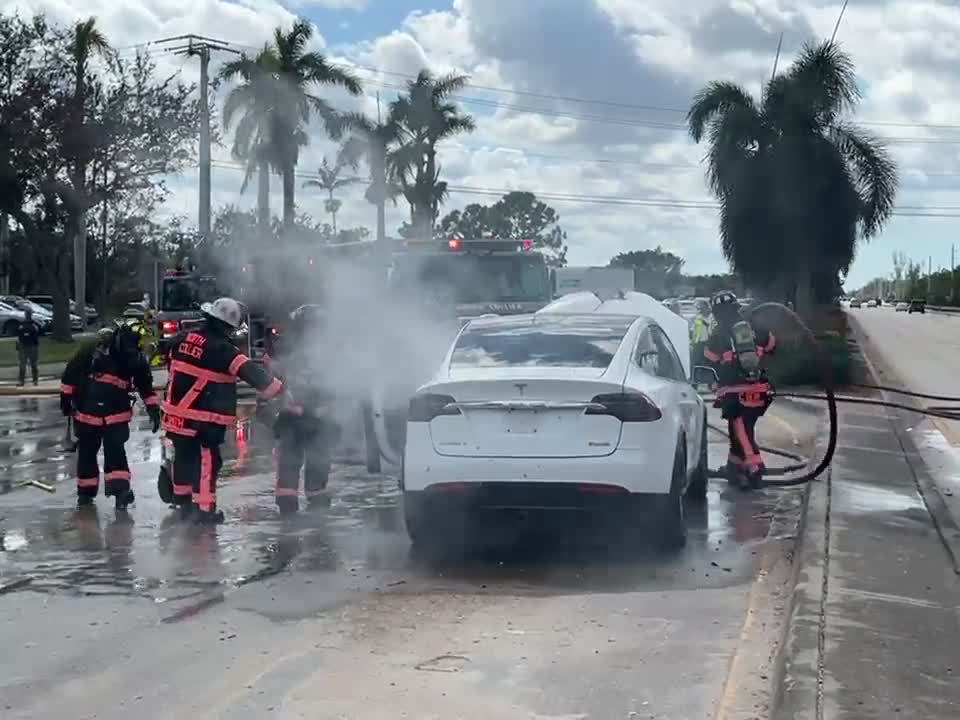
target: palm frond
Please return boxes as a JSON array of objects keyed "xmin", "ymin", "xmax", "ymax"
[
  {"xmin": 687, "ymin": 81, "xmax": 758, "ymax": 143},
  {"xmin": 831, "ymin": 123, "xmax": 898, "ymax": 238},
  {"xmin": 786, "ymin": 40, "xmax": 860, "ymax": 127},
  {"xmin": 432, "ymin": 71, "xmax": 470, "ymax": 99},
  {"xmin": 297, "ymin": 53, "xmax": 363, "ymax": 95}
]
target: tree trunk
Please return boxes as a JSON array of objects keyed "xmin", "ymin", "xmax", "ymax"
[
  {"xmin": 329, "ymin": 189, "xmax": 337, "ymax": 235},
  {"xmin": 71, "ymin": 207, "xmax": 87, "ymax": 328},
  {"xmin": 794, "ymin": 257, "xmax": 814, "ymax": 322},
  {"xmin": 282, "ymin": 166, "xmax": 295, "ymax": 230},
  {"xmin": 376, "ymin": 200, "xmax": 385, "ymax": 245},
  {"xmin": 257, "ymin": 162, "xmax": 270, "ymax": 232},
  {"xmin": 53, "ymin": 247, "xmax": 73, "ymax": 342}
]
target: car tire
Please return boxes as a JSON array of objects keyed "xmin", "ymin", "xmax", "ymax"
[
  {"xmin": 362, "ymin": 402, "xmax": 382, "ymax": 474},
  {"xmin": 657, "ymin": 439, "xmax": 688, "ymax": 551},
  {"xmin": 403, "ymin": 493, "xmax": 433, "ymax": 548},
  {"xmin": 687, "ymin": 411, "xmax": 709, "ymax": 502}
]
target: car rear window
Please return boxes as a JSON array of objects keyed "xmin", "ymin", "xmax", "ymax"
[{"xmin": 451, "ymin": 315, "xmax": 634, "ymax": 368}]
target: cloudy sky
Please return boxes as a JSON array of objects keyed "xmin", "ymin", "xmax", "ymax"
[{"xmin": 4, "ymin": 0, "xmax": 960, "ymax": 288}]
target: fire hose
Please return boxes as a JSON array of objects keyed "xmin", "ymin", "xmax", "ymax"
[
  {"xmin": 706, "ymin": 302, "xmax": 960, "ymax": 488},
  {"xmin": 365, "ymin": 301, "xmax": 960, "ymax": 488}
]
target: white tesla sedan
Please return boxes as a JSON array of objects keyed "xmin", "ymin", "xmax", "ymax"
[{"xmin": 401, "ymin": 297, "xmax": 709, "ymax": 550}]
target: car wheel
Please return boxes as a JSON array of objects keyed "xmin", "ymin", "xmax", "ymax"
[
  {"xmin": 403, "ymin": 492, "xmax": 447, "ymax": 550},
  {"xmin": 657, "ymin": 439, "xmax": 688, "ymax": 550},
  {"xmin": 2, "ymin": 320, "xmax": 17, "ymax": 337},
  {"xmin": 687, "ymin": 411, "xmax": 709, "ymax": 502},
  {"xmin": 362, "ymin": 402, "xmax": 382, "ymax": 474}
]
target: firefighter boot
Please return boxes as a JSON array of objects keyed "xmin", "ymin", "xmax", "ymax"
[
  {"xmin": 115, "ymin": 488, "xmax": 135, "ymax": 511},
  {"xmin": 725, "ymin": 461, "xmax": 753, "ymax": 492},
  {"xmin": 195, "ymin": 506, "xmax": 225, "ymax": 525},
  {"xmin": 157, "ymin": 466, "xmax": 174, "ymax": 505},
  {"xmin": 306, "ymin": 491, "xmax": 331, "ymax": 510},
  {"xmin": 277, "ymin": 496, "xmax": 299, "ymax": 517},
  {"xmin": 77, "ymin": 494, "xmax": 95, "ymax": 508}
]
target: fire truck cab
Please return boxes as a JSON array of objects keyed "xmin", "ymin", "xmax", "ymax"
[
  {"xmin": 153, "ymin": 266, "xmax": 251, "ymax": 362},
  {"xmin": 388, "ymin": 235, "xmax": 552, "ymax": 325},
  {"xmin": 363, "ymin": 235, "xmax": 553, "ymax": 473}
]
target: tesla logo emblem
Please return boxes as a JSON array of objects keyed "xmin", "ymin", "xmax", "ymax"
[{"xmin": 514, "ymin": 383, "xmax": 527, "ymax": 396}]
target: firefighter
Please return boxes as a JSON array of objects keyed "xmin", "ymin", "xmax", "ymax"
[
  {"xmin": 161, "ymin": 297, "xmax": 286, "ymax": 524},
  {"xmin": 60, "ymin": 319, "xmax": 160, "ymax": 509},
  {"xmin": 703, "ymin": 291, "xmax": 776, "ymax": 490},
  {"xmin": 268, "ymin": 304, "xmax": 341, "ymax": 515}
]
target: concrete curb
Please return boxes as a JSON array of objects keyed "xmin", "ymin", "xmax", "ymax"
[{"xmin": 770, "ymin": 446, "xmax": 830, "ymax": 720}]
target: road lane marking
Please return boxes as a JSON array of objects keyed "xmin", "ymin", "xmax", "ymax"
[
  {"xmin": 832, "ymin": 586, "xmax": 953, "ymax": 611},
  {"xmin": 835, "ymin": 444, "xmax": 911, "ymax": 457}
]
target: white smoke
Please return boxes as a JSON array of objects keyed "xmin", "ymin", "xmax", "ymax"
[{"xmin": 219, "ymin": 240, "xmax": 461, "ymax": 446}]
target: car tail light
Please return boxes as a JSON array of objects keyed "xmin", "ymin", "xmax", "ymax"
[
  {"xmin": 408, "ymin": 393, "xmax": 461, "ymax": 422},
  {"xmin": 586, "ymin": 392, "xmax": 661, "ymax": 422},
  {"xmin": 160, "ymin": 320, "xmax": 179, "ymax": 336}
]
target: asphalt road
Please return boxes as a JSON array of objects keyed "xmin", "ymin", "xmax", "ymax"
[
  {"xmin": 0, "ymin": 397, "xmax": 819, "ymax": 719},
  {"xmin": 850, "ymin": 304, "xmax": 960, "ymax": 441}
]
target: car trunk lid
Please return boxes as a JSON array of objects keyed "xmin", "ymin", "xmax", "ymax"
[{"xmin": 423, "ymin": 368, "xmax": 626, "ymax": 458}]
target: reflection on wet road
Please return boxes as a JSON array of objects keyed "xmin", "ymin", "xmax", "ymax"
[{"xmin": 0, "ymin": 398, "xmax": 792, "ymax": 619}]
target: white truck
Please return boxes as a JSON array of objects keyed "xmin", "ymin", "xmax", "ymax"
[{"xmin": 552, "ymin": 266, "xmax": 635, "ymax": 300}]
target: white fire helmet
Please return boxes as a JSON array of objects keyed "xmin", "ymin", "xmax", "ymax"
[{"xmin": 200, "ymin": 297, "xmax": 244, "ymax": 329}]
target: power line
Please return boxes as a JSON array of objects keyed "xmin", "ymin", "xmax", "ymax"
[
  {"xmin": 120, "ymin": 34, "xmax": 960, "ymax": 134},
  {"xmin": 348, "ymin": 63, "xmax": 960, "ymax": 132},
  {"xmin": 204, "ymin": 159, "xmax": 960, "ymax": 216},
  {"xmin": 831, "ymin": 0, "xmax": 851, "ymax": 43},
  {"xmin": 364, "ymin": 77, "xmax": 960, "ymax": 145}
]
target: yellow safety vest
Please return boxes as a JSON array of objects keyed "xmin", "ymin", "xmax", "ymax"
[{"xmin": 690, "ymin": 316, "xmax": 709, "ymax": 343}]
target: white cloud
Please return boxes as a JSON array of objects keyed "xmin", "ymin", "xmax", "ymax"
[{"xmin": 6, "ymin": 0, "xmax": 960, "ymax": 287}]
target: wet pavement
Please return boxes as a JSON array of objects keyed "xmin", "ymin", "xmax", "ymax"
[{"xmin": 0, "ymin": 397, "xmax": 815, "ymax": 719}]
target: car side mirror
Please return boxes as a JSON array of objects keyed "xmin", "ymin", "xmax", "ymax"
[{"xmin": 691, "ymin": 365, "xmax": 718, "ymax": 389}]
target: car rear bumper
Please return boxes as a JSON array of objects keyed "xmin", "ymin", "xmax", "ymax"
[
  {"xmin": 402, "ymin": 431, "xmax": 675, "ymax": 496},
  {"xmin": 403, "ymin": 484, "xmax": 666, "ymax": 514}
]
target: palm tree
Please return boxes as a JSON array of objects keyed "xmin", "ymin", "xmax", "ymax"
[
  {"xmin": 267, "ymin": 19, "xmax": 362, "ymax": 230},
  {"xmin": 687, "ymin": 40, "xmax": 898, "ymax": 316},
  {"xmin": 220, "ymin": 48, "xmax": 279, "ymax": 232},
  {"xmin": 338, "ymin": 110, "xmax": 404, "ymax": 245},
  {"xmin": 303, "ymin": 154, "xmax": 364, "ymax": 235},
  {"xmin": 390, "ymin": 70, "xmax": 475, "ymax": 240},
  {"xmin": 65, "ymin": 17, "xmax": 112, "ymax": 332}
]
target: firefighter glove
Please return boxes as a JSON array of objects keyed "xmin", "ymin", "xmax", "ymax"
[{"xmin": 147, "ymin": 405, "xmax": 161, "ymax": 433}]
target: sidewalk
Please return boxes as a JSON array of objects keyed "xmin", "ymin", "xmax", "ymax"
[
  {"xmin": 0, "ymin": 362, "xmax": 64, "ymax": 384},
  {"xmin": 775, "ymin": 399, "xmax": 960, "ymax": 719}
]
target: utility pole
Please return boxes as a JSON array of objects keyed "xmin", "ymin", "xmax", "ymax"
[
  {"xmin": 152, "ymin": 35, "xmax": 240, "ymax": 243},
  {"xmin": 928, "ymin": 255, "xmax": 933, "ymax": 297},
  {"xmin": 0, "ymin": 212, "xmax": 7, "ymax": 294},
  {"xmin": 197, "ymin": 42, "xmax": 211, "ymax": 241}
]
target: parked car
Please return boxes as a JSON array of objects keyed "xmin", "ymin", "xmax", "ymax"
[
  {"xmin": 401, "ymin": 303, "xmax": 708, "ymax": 551},
  {"xmin": 0, "ymin": 301, "xmax": 27, "ymax": 336},
  {"xmin": 2, "ymin": 295, "xmax": 80, "ymax": 331},
  {"xmin": 866, "ymin": 299, "xmax": 877, "ymax": 308},
  {"xmin": 26, "ymin": 295, "xmax": 98, "ymax": 325},
  {"xmin": 849, "ymin": 298, "xmax": 862, "ymax": 308},
  {"xmin": 908, "ymin": 299, "xmax": 926, "ymax": 314},
  {"xmin": 895, "ymin": 302, "xmax": 909, "ymax": 312}
]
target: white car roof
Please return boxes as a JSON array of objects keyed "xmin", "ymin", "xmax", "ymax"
[{"xmin": 536, "ymin": 290, "xmax": 692, "ymax": 378}]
